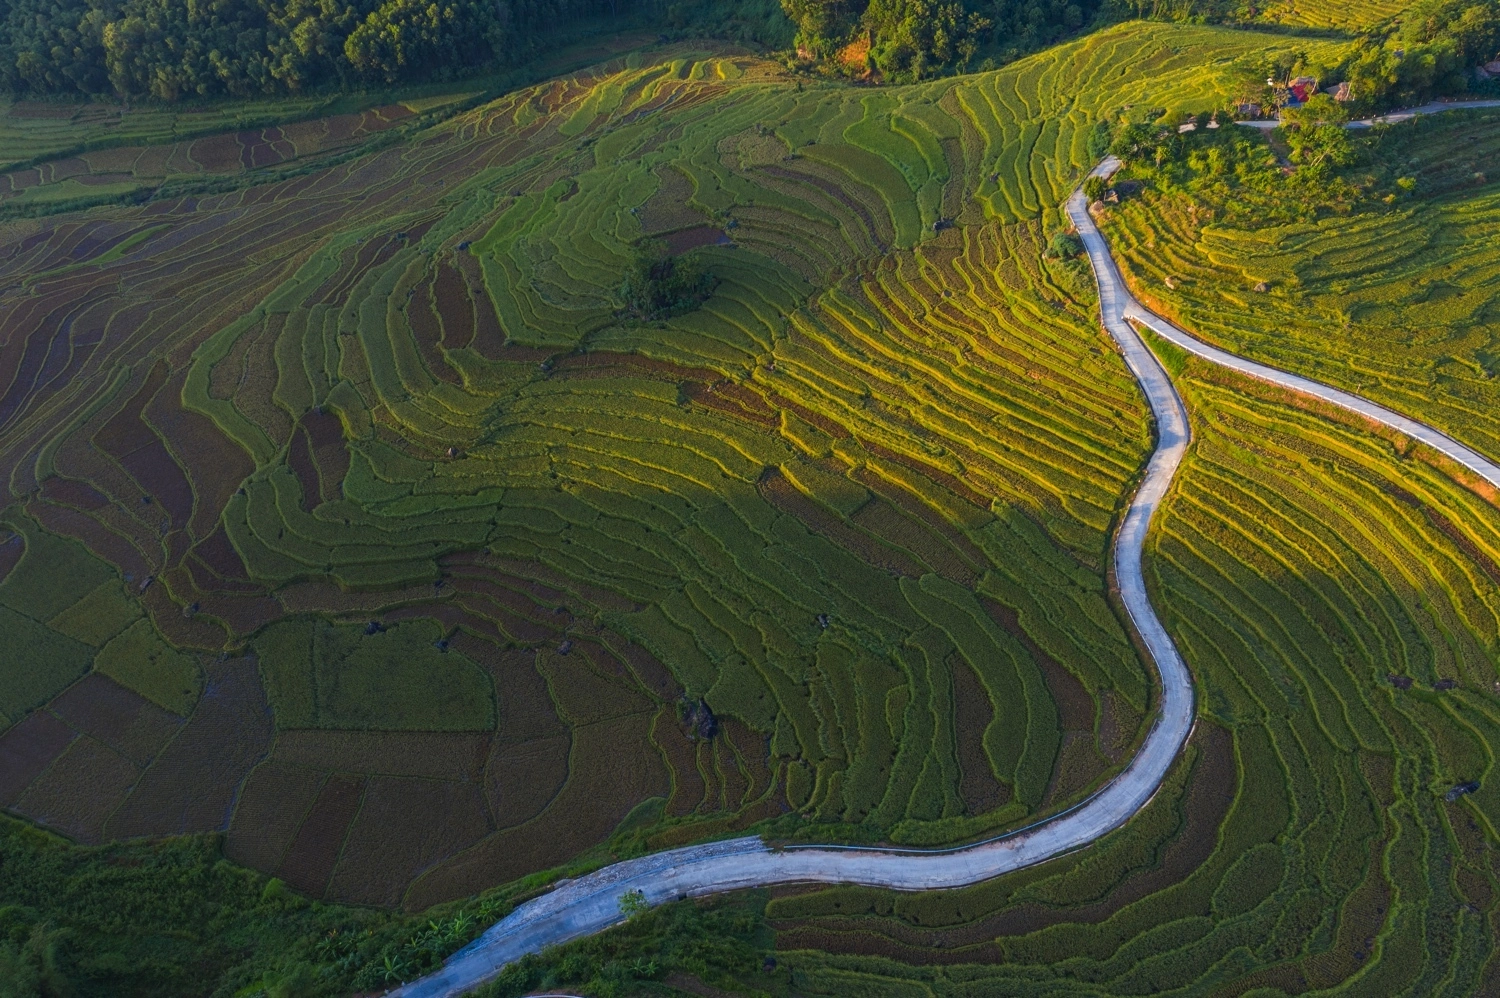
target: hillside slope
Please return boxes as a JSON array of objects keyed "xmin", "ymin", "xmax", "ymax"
[{"xmin": 2, "ymin": 18, "xmax": 1497, "ymax": 997}]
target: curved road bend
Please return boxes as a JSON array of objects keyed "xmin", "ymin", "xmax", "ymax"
[
  {"xmin": 1075, "ymin": 158, "xmax": 1500, "ymax": 492},
  {"xmin": 389, "ymin": 168, "xmax": 1199, "ymax": 998}
]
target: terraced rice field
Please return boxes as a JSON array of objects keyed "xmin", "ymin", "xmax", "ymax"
[
  {"xmin": 0, "ymin": 94, "xmax": 387, "ymax": 171},
  {"xmin": 1, "ymin": 21, "xmax": 1332, "ymax": 911},
  {"xmin": 741, "ymin": 302, "xmax": 1500, "ymax": 998},
  {"xmin": 0, "ymin": 101, "xmax": 434, "ymax": 213},
  {"xmin": 5, "ymin": 13, "xmax": 1498, "ymax": 995},
  {"xmin": 1250, "ymin": 0, "xmax": 1411, "ymax": 32}
]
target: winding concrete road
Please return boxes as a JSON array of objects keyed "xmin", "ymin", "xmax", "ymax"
[
  {"xmin": 388, "ymin": 162, "xmax": 1199, "ymax": 998},
  {"xmin": 391, "ymin": 129, "xmax": 1500, "ymax": 998}
]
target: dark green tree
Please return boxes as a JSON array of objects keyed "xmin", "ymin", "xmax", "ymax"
[{"xmin": 619, "ymin": 244, "xmax": 718, "ymax": 321}]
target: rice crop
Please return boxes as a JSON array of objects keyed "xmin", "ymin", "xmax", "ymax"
[
  {"xmin": 1250, "ymin": 0, "xmax": 1412, "ymax": 32},
  {"xmin": 2, "ymin": 19, "xmax": 1464, "ymax": 972},
  {"xmin": 1105, "ymin": 109, "xmax": 1500, "ymax": 455},
  {"xmin": 750, "ymin": 348, "xmax": 1500, "ymax": 996}
]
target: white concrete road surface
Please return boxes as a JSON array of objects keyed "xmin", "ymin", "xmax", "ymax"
[
  {"xmin": 389, "ymin": 133, "xmax": 1500, "ymax": 997},
  {"xmin": 1077, "ymin": 156, "xmax": 1500, "ymax": 492},
  {"xmin": 1237, "ymin": 97, "xmax": 1500, "ymax": 129}
]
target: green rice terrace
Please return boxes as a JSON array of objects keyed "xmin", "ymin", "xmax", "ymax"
[{"xmin": 1, "ymin": 9, "xmax": 1499, "ymax": 997}]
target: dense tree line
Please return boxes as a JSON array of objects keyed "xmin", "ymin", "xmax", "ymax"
[
  {"xmin": 783, "ymin": 0, "xmax": 1096, "ymax": 78},
  {"xmin": 0, "ymin": 0, "xmax": 1095, "ymax": 95},
  {"xmin": 0, "ymin": 0, "xmax": 629, "ymax": 98},
  {"xmin": 1353, "ymin": 0, "xmax": 1500, "ymax": 103},
  {"xmin": 1122, "ymin": 0, "xmax": 1500, "ymax": 109}
]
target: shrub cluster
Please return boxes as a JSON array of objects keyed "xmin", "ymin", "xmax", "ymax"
[{"xmin": 618, "ymin": 244, "xmax": 718, "ymax": 321}]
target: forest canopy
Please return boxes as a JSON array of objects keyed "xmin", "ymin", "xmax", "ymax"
[
  {"xmin": 0, "ymin": 0, "xmax": 1100, "ymax": 97},
  {"xmin": 0, "ymin": 0, "xmax": 651, "ymax": 98},
  {"xmin": 783, "ymin": 0, "xmax": 1097, "ymax": 78},
  {"xmin": 1, "ymin": 0, "xmax": 1497, "ymax": 102}
]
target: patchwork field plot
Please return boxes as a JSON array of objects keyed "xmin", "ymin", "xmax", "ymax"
[{"xmin": 0, "ymin": 102, "xmax": 422, "ymax": 212}]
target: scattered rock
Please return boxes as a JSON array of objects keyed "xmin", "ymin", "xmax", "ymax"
[
  {"xmin": 1444, "ymin": 781, "xmax": 1480, "ymax": 802},
  {"xmin": 682, "ymin": 698, "xmax": 718, "ymax": 740}
]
